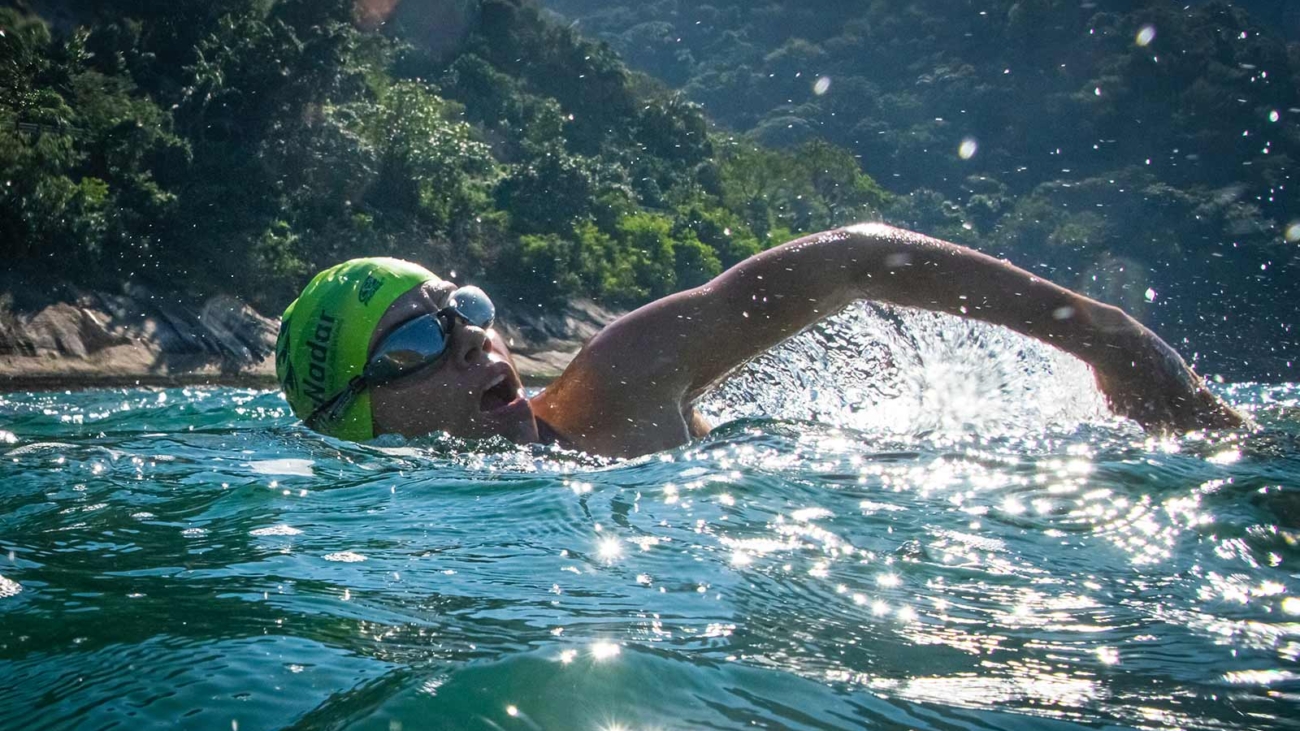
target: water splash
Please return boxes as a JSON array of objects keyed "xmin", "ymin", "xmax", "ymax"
[{"xmin": 699, "ymin": 302, "xmax": 1111, "ymax": 437}]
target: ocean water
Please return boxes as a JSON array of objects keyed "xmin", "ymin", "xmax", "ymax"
[{"xmin": 1, "ymin": 305, "xmax": 1298, "ymax": 731}]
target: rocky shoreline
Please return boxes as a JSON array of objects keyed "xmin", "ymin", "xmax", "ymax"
[{"xmin": 0, "ymin": 282, "xmax": 618, "ymax": 392}]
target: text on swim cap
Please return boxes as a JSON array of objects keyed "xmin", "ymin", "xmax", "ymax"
[{"xmin": 303, "ymin": 311, "xmax": 337, "ymax": 407}]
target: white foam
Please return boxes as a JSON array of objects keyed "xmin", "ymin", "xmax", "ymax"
[
  {"xmin": 246, "ymin": 459, "xmax": 315, "ymax": 477},
  {"xmin": 0, "ymin": 575, "xmax": 22, "ymax": 599},
  {"xmin": 250, "ymin": 524, "xmax": 303, "ymax": 537}
]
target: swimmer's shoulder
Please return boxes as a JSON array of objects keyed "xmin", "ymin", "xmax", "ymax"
[{"xmin": 531, "ymin": 376, "xmax": 698, "ymax": 458}]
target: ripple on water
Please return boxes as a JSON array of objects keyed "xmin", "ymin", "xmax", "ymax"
[{"xmin": 0, "ymin": 359, "xmax": 1293, "ymax": 730}]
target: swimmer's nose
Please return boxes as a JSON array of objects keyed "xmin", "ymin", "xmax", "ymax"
[{"xmin": 450, "ymin": 319, "xmax": 491, "ymax": 368}]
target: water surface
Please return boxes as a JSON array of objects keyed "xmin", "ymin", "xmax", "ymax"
[{"xmin": 1, "ymin": 306, "xmax": 1298, "ymax": 730}]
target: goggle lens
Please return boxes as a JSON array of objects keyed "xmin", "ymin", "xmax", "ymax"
[
  {"xmin": 363, "ymin": 285, "xmax": 496, "ymax": 385},
  {"xmin": 447, "ymin": 285, "xmax": 495, "ymax": 331},
  {"xmin": 363, "ymin": 316, "xmax": 450, "ymax": 384}
]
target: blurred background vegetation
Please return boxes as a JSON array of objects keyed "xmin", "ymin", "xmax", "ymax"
[
  {"xmin": 1, "ymin": 0, "xmax": 1295, "ymax": 377},
  {"xmin": 0, "ymin": 0, "xmax": 882, "ymax": 307}
]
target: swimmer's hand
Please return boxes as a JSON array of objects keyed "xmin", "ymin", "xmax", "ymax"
[{"xmin": 1090, "ymin": 319, "xmax": 1246, "ymax": 432}]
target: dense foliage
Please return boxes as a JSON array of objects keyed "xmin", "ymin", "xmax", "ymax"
[
  {"xmin": 3, "ymin": 0, "xmax": 1295, "ymax": 377},
  {"xmin": 545, "ymin": 0, "xmax": 1298, "ymax": 378},
  {"xmin": 0, "ymin": 0, "xmax": 884, "ymax": 312}
]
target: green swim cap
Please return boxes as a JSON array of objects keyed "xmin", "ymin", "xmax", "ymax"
[{"xmin": 276, "ymin": 258, "xmax": 438, "ymax": 440}]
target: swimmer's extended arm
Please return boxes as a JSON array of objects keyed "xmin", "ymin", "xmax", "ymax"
[
  {"xmin": 549, "ymin": 223, "xmax": 1242, "ymax": 441},
  {"xmin": 819, "ymin": 225, "xmax": 1244, "ymax": 431}
]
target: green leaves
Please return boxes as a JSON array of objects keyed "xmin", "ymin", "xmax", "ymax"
[
  {"xmin": 6, "ymin": 0, "xmax": 900, "ymax": 316},
  {"xmin": 496, "ymin": 152, "xmax": 596, "ymax": 235},
  {"xmin": 717, "ymin": 138, "xmax": 887, "ymax": 237},
  {"xmin": 0, "ymin": 9, "xmax": 187, "ymax": 283},
  {"xmin": 360, "ymin": 81, "xmax": 496, "ymax": 229}
]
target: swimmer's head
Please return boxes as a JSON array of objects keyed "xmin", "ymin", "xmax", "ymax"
[
  {"xmin": 277, "ymin": 258, "xmax": 536, "ymax": 444},
  {"xmin": 276, "ymin": 258, "xmax": 438, "ymax": 440}
]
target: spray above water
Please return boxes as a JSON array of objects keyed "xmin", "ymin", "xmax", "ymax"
[{"xmin": 698, "ymin": 301, "xmax": 1111, "ymax": 437}]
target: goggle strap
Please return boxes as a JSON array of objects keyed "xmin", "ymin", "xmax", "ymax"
[{"xmin": 305, "ymin": 375, "xmax": 367, "ymax": 431}]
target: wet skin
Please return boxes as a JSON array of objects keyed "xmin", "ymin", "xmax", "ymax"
[{"xmin": 368, "ymin": 225, "xmax": 1245, "ymax": 458}]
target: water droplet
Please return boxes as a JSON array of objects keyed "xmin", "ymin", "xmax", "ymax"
[
  {"xmin": 958, "ymin": 138, "xmax": 979, "ymax": 160},
  {"xmin": 1136, "ymin": 25, "xmax": 1156, "ymax": 47}
]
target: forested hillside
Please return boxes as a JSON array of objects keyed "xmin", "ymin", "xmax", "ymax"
[
  {"xmin": 1, "ymin": 0, "xmax": 884, "ymax": 314},
  {"xmin": 545, "ymin": 0, "xmax": 1298, "ymax": 378}
]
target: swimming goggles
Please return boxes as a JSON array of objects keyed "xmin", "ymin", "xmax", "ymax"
[{"xmin": 305, "ymin": 285, "xmax": 496, "ymax": 431}]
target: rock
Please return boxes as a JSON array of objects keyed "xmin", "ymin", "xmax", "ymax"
[
  {"xmin": 0, "ymin": 281, "xmax": 621, "ymax": 388},
  {"xmin": 0, "ymin": 283, "xmax": 279, "ymax": 389},
  {"xmin": 496, "ymin": 299, "xmax": 621, "ymax": 381}
]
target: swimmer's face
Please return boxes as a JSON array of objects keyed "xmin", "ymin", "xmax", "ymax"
[{"xmin": 368, "ymin": 281, "xmax": 538, "ymax": 444}]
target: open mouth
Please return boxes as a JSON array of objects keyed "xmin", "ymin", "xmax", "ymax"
[{"xmin": 479, "ymin": 373, "xmax": 520, "ymax": 413}]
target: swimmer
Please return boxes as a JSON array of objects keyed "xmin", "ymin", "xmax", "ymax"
[{"xmin": 276, "ymin": 224, "xmax": 1244, "ymax": 457}]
